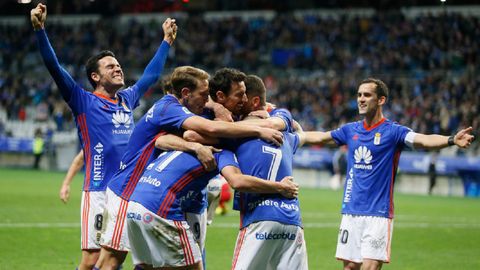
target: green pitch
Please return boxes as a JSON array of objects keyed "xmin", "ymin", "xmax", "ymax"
[{"xmin": 0, "ymin": 168, "xmax": 479, "ymax": 269}]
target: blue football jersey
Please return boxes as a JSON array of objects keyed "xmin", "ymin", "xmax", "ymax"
[
  {"xmin": 107, "ymin": 95, "xmax": 195, "ymax": 200},
  {"xmin": 36, "ymin": 29, "xmax": 170, "ymax": 191},
  {"xmin": 330, "ymin": 118, "xmax": 412, "ymax": 218},
  {"xmin": 233, "ymin": 131, "xmax": 302, "ymax": 229},
  {"xmin": 129, "ymin": 150, "xmax": 239, "ymax": 220}
]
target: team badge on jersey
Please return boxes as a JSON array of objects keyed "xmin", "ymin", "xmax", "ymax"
[
  {"xmin": 121, "ymin": 101, "xmax": 131, "ymax": 112},
  {"xmin": 374, "ymin": 132, "xmax": 381, "ymax": 145}
]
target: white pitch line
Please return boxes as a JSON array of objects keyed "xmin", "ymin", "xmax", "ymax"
[{"xmin": 1, "ymin": 222, "xmax": 479, "ymax": 229}]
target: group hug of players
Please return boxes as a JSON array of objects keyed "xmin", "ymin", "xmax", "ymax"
[{"xmin": 31, "ymin": 3, "xmax": 475, "ymax": 270}]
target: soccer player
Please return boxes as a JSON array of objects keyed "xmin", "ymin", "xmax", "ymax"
[
  {"xmin": 126, "ymin": 134, "xmax": 299, "ymax": 270},
  {"xmin": 97, "ymin": 66, "xmax": 284, "ymax": 269},
  {"xmin": 230, "ymin": 74, "xmax": 308, "ymax": 270},
  {"xmin": 302, "ymin": 78, "xmax": 475, "ymax": 270},
  {"xmin": 30, "ymin": 3, "xmax": 177, "ymax": 269}
]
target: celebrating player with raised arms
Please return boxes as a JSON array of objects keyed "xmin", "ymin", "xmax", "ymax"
[{"xmin": 31, "ymin": 3, "xmax": 176, "ymax": 269}]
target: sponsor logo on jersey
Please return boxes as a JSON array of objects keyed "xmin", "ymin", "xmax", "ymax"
[
  {"xmin": 112, "ymin": 111, "xmax": 131, "ymax": 128},
  {"xmin": 354, "ymin": 146, "xmax": 373, "ymax": 170},
  {"xmin": 255, "ymin": 232, "xmax": 296, "ymax": 241},
  {"xmin": 343, "ymin": 168, "xmax": 354, "ymax": 204},
  {"xmin": 93, "ymin": 142, "xmax": 104, "ymax": 186},
  {"xmin": 112, "ymin": 110, "xmax": 133, "ymax": 135},
  {"xmin": 138, "ymin": 175, "xmax": 161, "ymax": 187}
]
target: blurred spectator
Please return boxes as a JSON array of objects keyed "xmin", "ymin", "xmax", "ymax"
[{"xmin": 32, "ymin": 128, "xmax": 44, "ymax": 169}]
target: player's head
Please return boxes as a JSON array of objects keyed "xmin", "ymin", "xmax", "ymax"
[
  {"xmin": 357, "ymin": 78, "xmax": 388, "ymax": 116},
  {"xmin": 170, "ymin": 66, "xmax": 210, "ymax": 115},
  {"xmin": 242, "ymin": 74, "xmax": 267, "ymax": 115},
  {"xmin": 209, "ymin": 68, "xmax": 247, "ymax": 116},
  {"xmin": 85, "ymin": 50, "xmax": 124, "ymax": 90}
]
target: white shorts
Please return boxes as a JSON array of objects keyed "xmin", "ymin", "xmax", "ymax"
[
  {"xmin": 185, "ymin": 210, "xmax": 207, "ymax": 251},
  {"xmin": 99, "ymin": 188, "xmax": 130, "ymax": 251},
  {"xmin": 80, "ymin": 190, "xmax": 106, "ymax": 250},
  {"xmin": 232, "ymin": 221, "xmax": 308, "ymax": 270},
  {"xmin": 127, "ymin": 201, "xmax": 202, "ymax": 268},
  {"xmin": 335, "ymin": 214, "xmax": 393, "ymax": 263}
]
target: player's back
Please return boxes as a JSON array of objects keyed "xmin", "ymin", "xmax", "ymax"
[
  {"xmin": 107, "ymin": 94, "xmax": 195, "ymax": 200},
  {"xmin": 130, "ymin": 150, "xmax": 237, "ymax": 221},
  {"xmin": 234, "ymin": 132, "xmax": 302, "ymax": 228}
]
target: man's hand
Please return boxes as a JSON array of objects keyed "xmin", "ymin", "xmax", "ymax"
[
  {"xmin": 454, "ymin": 126, "xmax": 475, "ymax": 148},
  {"xmin": 162, "ymin": 18, "xmax": 177, "ymax": 45},
  {"xmin": 278, "ymin": 176, "xmax": 299, "ymax": 199},
  {"xmin": 248, "ymin": 110, "xmax": 270, "ymax": 119},
  {"xmin": 259, "ymin": 127, "xmax": 283, "ymax": 146},
  {"xmin": 194, "ymin": 144, "xmax": 221, "ymax": 172},
  {"xmin": 213, "ymin": 103, "xmax": 234, "ymax": 122},
  {"xmin": 31, "ymin": 3, "xmax": 47, "ymax": 30},
  {"xmin": 59, "ymin": 183, "xmax": 70, "ymax": 204}
]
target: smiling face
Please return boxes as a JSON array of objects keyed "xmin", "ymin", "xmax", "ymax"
[
  {"xmin": 221, "ymin": 81, "xmax": 248, "ymax": 116},
  {"xmin": 357, "ymin": 82, "xmax": 384, "ymax": 116},
  {"xmin": 93, "ymin": 56, "xmax": 124, "ymax": 91}
]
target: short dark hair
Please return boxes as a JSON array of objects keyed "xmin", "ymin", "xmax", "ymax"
[
  {"xmin": 359, "ymin": 78, "xmax": 389, "ymax": 99},
  {"xmin": 209, "ymin": 68, "xmax": 246, "ymax": 101},
  {"xmin": 170, "ymin": 66, "xmax": 210, "ymax": 98},
  {"xmin": 85, "ymin": 50, "xmax": 116, "ymax": 89},
  {"xmin": 244, "ymin": 75, "xmax": 266, "ymax": 106}
]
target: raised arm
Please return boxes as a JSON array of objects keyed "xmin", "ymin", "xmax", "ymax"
[
  {"xmin": 134, "ymin": 18, "xmax": 177, "ymax": 96},
  {"xmin": 412, "ymin": 127, "xmax": 475, "ymax": 150},
  {"xmin": 31, "ymin": 3, "xmax": 78, "ymax": 102},
  {"xmin": 182, "ymin": 115, "xmax": 284, "ymax": 146},
  {"xmin": 59, "ymin": 150, "xmax": 84, "ymax": 204},
  {"xmin": 155, "ymin": 133, "xmax": 220, "ymax": 172},
  {"xmin": 220, "ymin": 166, "xmax": 298, "ymax": 199}
]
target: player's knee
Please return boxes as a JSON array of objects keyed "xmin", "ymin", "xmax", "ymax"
[{"xmin": 80, "ymin": 251, "xmax": 100, "ymax": 269}]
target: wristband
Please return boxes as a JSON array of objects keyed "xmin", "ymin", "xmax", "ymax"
[{"xmin": 448, "ymin": 135, "xmax": 455, "ymax": 146}]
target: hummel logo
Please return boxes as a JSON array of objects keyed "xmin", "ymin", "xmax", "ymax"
[
  {"xmin": 112, "ymin": 111, "xmax": 131, "ymax": 128},
  {"xmin": 354, "ymin": 146, "xmax": 372, "ymax": 164},
  {"xmin": 94, "ymin": 142, "xmax": 103, "ymax": 154}
]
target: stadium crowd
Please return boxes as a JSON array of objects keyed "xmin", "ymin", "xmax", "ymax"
[{"xmin": 0, "ymin": 11, "xmax": 478, "ymax": 153}]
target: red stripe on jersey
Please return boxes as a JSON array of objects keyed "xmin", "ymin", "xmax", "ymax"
[
  {"xmin": 122, "ymin": 132, "xmax": 167, "ymax": 199},
  {"xmin": 363, "ymin": 117, "xmax": 386, "ymax": 131},
  {"xmin": 78, "ymin": 114, "xmax": 92, "ymax": 191},
  {"xmin": 157, "ymin": 166, "xmax": 205, "ymax": 218}
]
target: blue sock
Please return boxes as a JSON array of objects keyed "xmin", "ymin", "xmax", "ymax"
[
  {"xmin": 92, "ymin": 267, "xmax": 100, "ymax": 270},
  {"xmin": 133, "ymin": 265, "xmax": 144, "ymax": 270}
]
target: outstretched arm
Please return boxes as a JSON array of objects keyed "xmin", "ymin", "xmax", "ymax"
[
  {"xmin": 134, "ymin": 18, "xmax": 177, "ymax": 96},
  {"xmin": 413, "ymin": 127, "xmax": 475, "ymax": 150},
  {"xmin": 31, "ymin": 3, "xmax": 78, "ymax": 102},
  {"xmin": 59, "ymin": 150, "xmax": 84, "ymax": 204},
  {"xmin": 182, "ymin": 115, "xmax": 284, "ymax": 146},
  {"xmin": 221, "ymin": 166, "xmax": 299, "ymax": 198},
  {"xmin": 294, "ymin": 120, "xmax": 336, "ymax": 147},
  {"xmin": 155, "ymin": 133, "xmax": 220, "ymax": 172}
]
